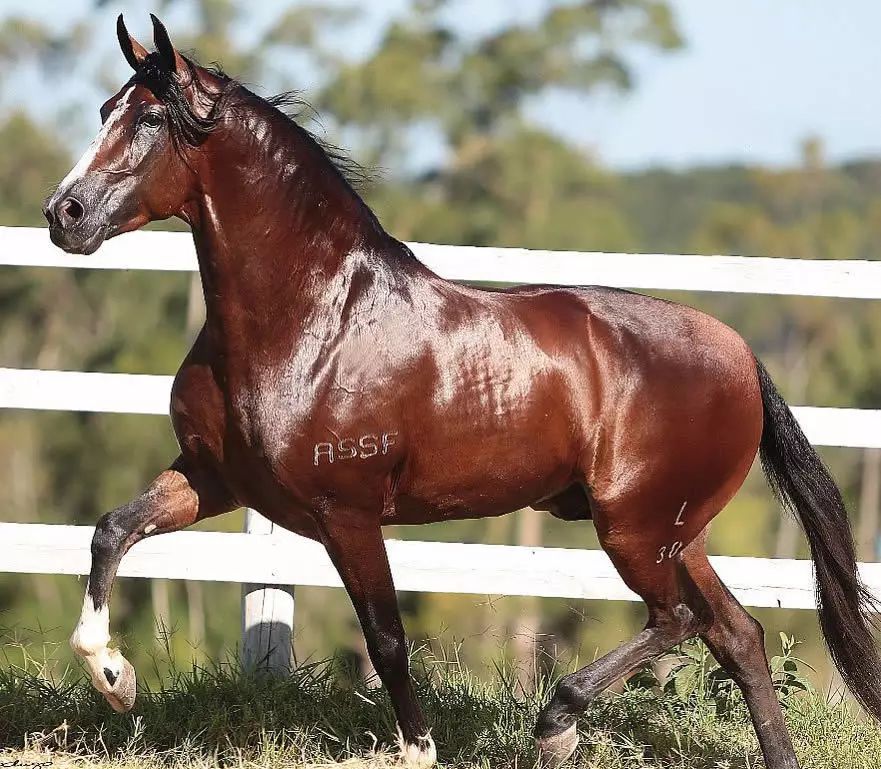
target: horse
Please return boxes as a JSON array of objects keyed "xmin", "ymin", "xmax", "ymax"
[{"xmin": 42, "ymin": 15, "xmax": 881, "ymax": 769}]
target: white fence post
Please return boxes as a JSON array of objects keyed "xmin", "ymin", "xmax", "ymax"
[{"xmin": 241, "ymin": 509, "xmax": 295, "ymax": 674}]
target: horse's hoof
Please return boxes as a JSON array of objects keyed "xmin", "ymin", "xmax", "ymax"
[
  {"xmin": 102, "ymin": 656, "xmax": 137, "ymax": 713},
  {"xmin": 536, "ymin": 724, "xmax": 578, "ymax": 768},
  {"xmin": 397, "ymin": 727, "xmax": 436, "ymax": 768}
]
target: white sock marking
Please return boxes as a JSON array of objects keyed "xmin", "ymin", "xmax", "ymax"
[
  {"xmin": 396, "ymin": 726, "xmax": 436, "ymax": 768},
  {"xmin": 70, "ymin": 584, "xmax": 129, "ymax": 698},
  {"xmin": 70, "ymin": 586, "xmax": 110, "ymax": 656}
]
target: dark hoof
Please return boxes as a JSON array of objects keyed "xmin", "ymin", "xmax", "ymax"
[{"xmin": 536, "ymin": 724, "xmax": 578, "ymax": 768}]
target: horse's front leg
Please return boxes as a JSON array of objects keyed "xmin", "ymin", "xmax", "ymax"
[
  {"xmin": 317, "ymin": 507, "xmax": 435, "ymax": 768},
  {"xmin": 70, "ymin": 457, "xmax": 234, "ymax": 712}
]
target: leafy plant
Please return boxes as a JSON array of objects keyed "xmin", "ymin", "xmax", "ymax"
[
  {"xmin": 627, "ymin": 633, "xmax": 814, "ymax": 716},
  {"xmin": 663, "ymin": 639, "xmax": 739, "ymax": 715},
  {"xmin": 770, "ymin": 633, "xmax": 814, "ymax": 705}
]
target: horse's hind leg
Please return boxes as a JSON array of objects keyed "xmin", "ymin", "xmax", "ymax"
[
  {"xmin": 535, "ymin": 605, "xmax": 702, "ymax": 765},
  {"xmin": 70, "ymin": 456, "xmax": 233, "ymax": 712},
  {"xmin": 535, "ymin": 528, "xmax": 801, "ymax": 769},
  {"xmin": 534, "ymin": 535, "xmax": 710, "ymax": 767},
  {"xmin": 683, "ymin": 550, "xmax": 799, "ymax": 769}
]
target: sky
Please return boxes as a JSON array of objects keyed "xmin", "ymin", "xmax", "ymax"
[
  {"xmin": 2, "ymin": 0, "xmax": 881, "ymax": 171},
  {"xmin": 561, "ymin": 0, "xmax": 881, "ymax": 169}
]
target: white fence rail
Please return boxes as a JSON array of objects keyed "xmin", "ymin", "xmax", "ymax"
[
  {"xmin": 1, "ymin": 368, "xmax": 879, "ymax": 449},
  {"xmin": 4, "ymin": 224, "xmax": 881, "ymax": 297},
  {"xmin": 1, "ymin": 225, "xmax": 880, "ymax": 668},
  {"xmin": 5, "ymin": 520, "xmax": 881, "ymax": 612}
]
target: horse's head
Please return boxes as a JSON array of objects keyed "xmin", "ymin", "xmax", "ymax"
[{"xmin": 45, "ymin": 15, "xmax": 220, "ymax": 254}]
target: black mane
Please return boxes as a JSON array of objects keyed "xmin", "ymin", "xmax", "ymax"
[
  {"xmin": 131, "ymin": 53, "xmax": 371, "ymax": 189},
  {"xmin": 263, "ymin": 90, "xmax": 373, "ymax": 189}
]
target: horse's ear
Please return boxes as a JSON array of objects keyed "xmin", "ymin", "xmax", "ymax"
[
  {"xmin": 150, "ymin": 13, "xmax": 186, "ymax": 76},
  {"xmin": 116, "ymin": 14, "xmax": 148, "ymax": 71}
]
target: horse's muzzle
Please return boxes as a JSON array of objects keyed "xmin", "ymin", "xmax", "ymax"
[{"xmin": 44, "ymin": 195, "xmax": 108, "ymax": 255}]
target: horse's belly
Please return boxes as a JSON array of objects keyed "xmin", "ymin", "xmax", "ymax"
[
  {"xmin": 392, "ymin": 412, "xmax": 578, "ymax": 522},
  {"xmin": 388, "ymin": 341, "xmax": 587, "ymax": 521}
]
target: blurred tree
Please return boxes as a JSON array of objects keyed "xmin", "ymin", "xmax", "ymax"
[
  {"xmin": 320, "ymin": 0, "xmax": 680, "ymax": 160},
  {"xmin": 0, "ymin": 15, "xmax": 90, "ymax": 76}
]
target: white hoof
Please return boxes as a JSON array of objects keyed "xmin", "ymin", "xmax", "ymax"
[
  {"xmin": 97, "ymin": 653, "xmax": 137, "ymax": 712},
  {"xmin": 397, "ymin": 726, "xmax": 436, "ymax": 768},
  {"xmin": 536, "ymin": 723, "xmax": 578, "ymax": 768}
]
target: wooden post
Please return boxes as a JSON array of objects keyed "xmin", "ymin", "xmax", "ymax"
[{"xmin": 241, "ymin": 510, "xmax": 295, "ymax": 674}]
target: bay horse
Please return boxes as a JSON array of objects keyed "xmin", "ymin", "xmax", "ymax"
[{"xmin": 43, "ymin": 15, "xmax": 881, "ymax": 769}]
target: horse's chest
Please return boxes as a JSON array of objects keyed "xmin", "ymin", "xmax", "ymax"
[
  {"xmin": 228, "ymin": 384, "xmax": 299, "ymax": 458},
  {"xmin": 224, "ymin": 378, "xmax": 315, "ymax": 477}
]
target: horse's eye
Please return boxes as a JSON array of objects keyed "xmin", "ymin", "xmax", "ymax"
[{"xmin": 140, "ymin": 112, "xmax": 163, "ymax": 130}]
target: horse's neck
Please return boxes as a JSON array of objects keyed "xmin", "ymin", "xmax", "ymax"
[
  {"xmin": 194, "ymin": 220, "xmax": 364, "ymax": 345},
  {"xmin": 187, "ymin": 167, "xmax": 422, "ymax": 358},
  {"xmin": 184, "ymin": 105, "xmax": 437, "ymax": 358}
]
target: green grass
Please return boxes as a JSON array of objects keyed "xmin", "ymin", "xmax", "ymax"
[{"xmin": 1, "ymin": 637, "xmax": 880, "ymax": 768}]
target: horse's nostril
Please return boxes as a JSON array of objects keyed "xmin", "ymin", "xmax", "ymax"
[{"xmin": 62, "ymin": 197, "xmax": 85, "ymax": 222}]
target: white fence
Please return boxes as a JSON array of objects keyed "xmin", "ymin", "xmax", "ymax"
[{"xmin": 2, "ymin": 225, "xmax": 881, "ymax": 668}]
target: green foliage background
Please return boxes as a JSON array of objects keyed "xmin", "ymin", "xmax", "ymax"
[{"xmin": 0, "ymin": 0, "xmax": 878, "ymax": 702}]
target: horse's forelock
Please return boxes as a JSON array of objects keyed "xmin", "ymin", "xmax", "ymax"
[
  {"xmin": 129, "ymin": 53, "xmax": 230, "ymax": 148},
  {"xmin": 131, "ymin": 52, "xmax": 175, "ymax": 98}
]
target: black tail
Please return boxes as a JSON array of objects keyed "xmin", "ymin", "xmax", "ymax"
[{"xmin": 756, "ymin": 359, "xmax": 881, "ymax": 719}]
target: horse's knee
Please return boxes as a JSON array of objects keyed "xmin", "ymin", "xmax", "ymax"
[
  {"xmin": 703, "ymin": 604, "xmax": 770, "ymax": 688},
  {"xmin": 743, "ymin": 612, "xmax": 765, "ymax": 644},
  {"xmin": 91, "ymin": 512, "xmax": 128, "ymax": 561},
  {"xmin": 720, "ymin": 612, "xmax": 764, "ymax": 661}
]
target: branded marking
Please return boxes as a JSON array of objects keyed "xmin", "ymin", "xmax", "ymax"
[
  {"xmin": 314, "ymin": 431, "xmax": 398, "ymax": 466},
  {"xmin": 674, "ymin": 501, "xmax": 687, "ymax": 527},
  {"xmin": 656, "ymin": 540, "xmax": 684, "ymax": 564}
]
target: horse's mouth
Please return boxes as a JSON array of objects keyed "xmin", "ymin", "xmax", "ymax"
[{"xmin": 49, "ymin": 223, "xmax": 108, "ymax": 255}]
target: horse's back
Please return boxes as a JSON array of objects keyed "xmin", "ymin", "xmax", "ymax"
[{"xmin": 459, "ymin": 282, "xmax": 760, "ymax": 426}]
